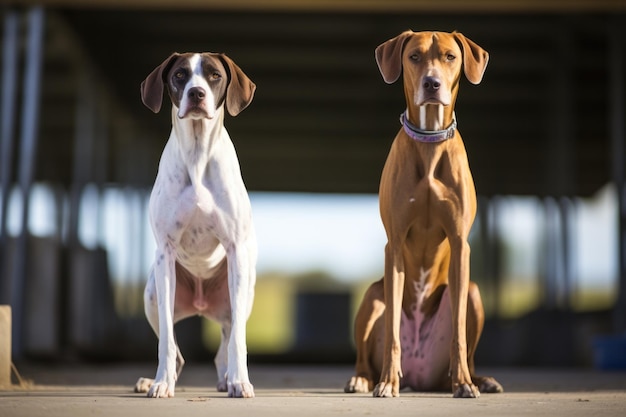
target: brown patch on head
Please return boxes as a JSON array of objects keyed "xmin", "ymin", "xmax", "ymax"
[
  {"xmin": 168, "ymin": 53, "xmax": 229, "ymax": 119},
  {"xmin": 216, "ymin": 53, "xmax": 256, "ymax": 116},
  {"xmin": 140, "ymin": 52, "xmax": 182, "ymax": 113},
  {"xmin": 140, "ymin": 52, "xmax": 255, "ymax": 118}
]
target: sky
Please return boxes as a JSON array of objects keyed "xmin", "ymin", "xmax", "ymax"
[
  {"xmin": 250, "ymin": 192, "xmax": 386, "ymax": 280},
  {"xmin": 3, "ymin": 183, "xmax": 618, "ymax": 289},
  {"xmin": 249, "ymin": 187, "xmax": 617, "ymax": 288}
]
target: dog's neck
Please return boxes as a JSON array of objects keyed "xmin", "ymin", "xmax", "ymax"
[
  {"xmin": 170, "ymin": 105, "xmax": 225, "ymax": 190},
  {"xmin": 406, "ymin": 104, "xmax": 454, "ymax": 131},
  {"xmin": 171, "ymin": 105, "xmax": 224, "ymax": 150}
]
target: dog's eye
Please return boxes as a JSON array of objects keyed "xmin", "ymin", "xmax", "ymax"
[
  {"xmin": 174, "ymin": 70, "xmax": 186, "ymax": 80},
  {"xmin": 210, "ymin": 72, "xmax": 222, "ymax": 81},
  {"xmin": 409, "ymin": 53, "xmax": 421, "ymax": 61},
  {"xmin": 446, "ymin": 54, "xmax": 456, "ymax": 61}
]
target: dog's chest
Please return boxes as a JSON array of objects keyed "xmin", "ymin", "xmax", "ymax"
[
  {"xmin": 177, "ymin": 211, "xmax": 221, "ymax": 255},
  {"xmin": 151, "ymin": 154, "xmax": 226, "ymax": 268},
  {"xmin": 398, "ymin": 268, "xmax": 449, "ymax": 389},
  {"xmin": 399, "ymin": 268, "xmax": 433, "ymax": 357},
  {"xmin": 400, "ymin": 308, "xmax": 435, "ymax": 373}
]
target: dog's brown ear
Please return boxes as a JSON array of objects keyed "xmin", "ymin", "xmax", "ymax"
[
  {"xmin": 375, "ymin": 30, "xmax": 414, "ymax": 84},
  {"xmin": 453, "ymin": 33, "xmax": 489, "ymax": 85},
  {"xmin": 140, "ymin": 53, "xmax": 180, "ymax": 113},
  {"xmin": 218, "ymin": 54, "xmax": 256, "ymax": 116}
]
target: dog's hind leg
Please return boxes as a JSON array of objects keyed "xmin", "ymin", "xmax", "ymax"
[
  {"xmin": 345, "ymin": 278, "xmax": 385, "ymax": 393},
  {"xmin": 466, "ymin": 281, "xmax": 503, "ymax": 393}
]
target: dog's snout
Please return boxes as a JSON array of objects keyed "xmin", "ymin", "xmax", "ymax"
[
  {"xmin": 422, "ymin": 76, "xmax": 441, "ymax": 92},
  {"xmin": 187, "ymin": 87, "xmax": 206, "ymax": 102}
]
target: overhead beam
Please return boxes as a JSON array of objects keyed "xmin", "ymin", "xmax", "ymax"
[{"xmin": 15, "ymin": 0, "xmax": 626, "ymax": 13}]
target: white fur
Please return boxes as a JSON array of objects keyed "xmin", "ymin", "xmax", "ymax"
[
  {"xmin": 418, "ymin": 105, "xmax": 426, "ymax": 129},
  {"xmin": 416, "ymin": 104, "xmax": 444, "ymax": 131},
  {"xmin": 143, "ymin": 54, "xmax": 256, "ymax": 398},
  {"xmin": 416, "ymin": 267, "xmax": 431, "ymax": 305}
]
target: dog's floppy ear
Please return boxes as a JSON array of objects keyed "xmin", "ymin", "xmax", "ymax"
[
  {"xmin": 375, "ymin": 30, "xmax": 414, "ymax": 84},
  {"xmin": 453, "ymin": 32, "xmax": 489, "ymax": 85},
  {"xmin": 140, "ymin": 53, "xmax": 180, "ymax": 113},
  {"xmin": 218, "ymin": 54, "xmax": 256, "ymax": 116}
]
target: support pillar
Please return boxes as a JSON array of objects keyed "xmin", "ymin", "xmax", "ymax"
[
  {"xmin": 0, "ymin": 10, "xmax": 20, "ymax": 305},
  {"xmin": 11, "ymin": 6, "xmax": 45, "ymax": 358},
  {"xmin": 609, "ymin": 17, "xmax": 626, "ymax": 334}
]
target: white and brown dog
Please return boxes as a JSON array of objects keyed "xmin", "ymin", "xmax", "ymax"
[
  {"xmin": 134, "ymin": 52, "xmax": 256, "ymax": 398},
  {"xmin": 345, "ymin": 31, "xmax": 503, "ymax": 398}
]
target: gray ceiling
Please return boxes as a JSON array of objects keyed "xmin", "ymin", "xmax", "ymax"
[{"xmin": 10, "ymin": 7, "xmax": 626, "ymax": 196}]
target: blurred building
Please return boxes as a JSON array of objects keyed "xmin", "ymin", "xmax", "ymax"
[{"xmin": 1, "ymin": 0, "xmax": 625, "ymax": 367}]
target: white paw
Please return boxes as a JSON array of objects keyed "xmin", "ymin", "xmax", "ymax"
[
  {"xmin": 217, "ymin": 379, "xmax": 228, "ymax": 392},
  {"xmin": 228, "ymin": 381, "xmax": 255, "ymax": 398},
  {"xmin": 134, "ymin": 377, "xmax": 154, "ymax": 393},
  {"xmin": 147, "ymin": 380, "xmax": 175, "ymax": 398}
]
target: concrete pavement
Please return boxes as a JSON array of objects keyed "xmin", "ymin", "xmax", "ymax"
[{"xmin": 1, "ymin": 363, "xmax": 625, "ymax": 416}]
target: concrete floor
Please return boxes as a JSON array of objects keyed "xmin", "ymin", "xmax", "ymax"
[{"xmin": 1, "ymin": 363, "xmax": 625, "ymax": 417}]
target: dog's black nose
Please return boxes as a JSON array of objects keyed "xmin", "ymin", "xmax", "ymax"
[
  {"xmin": 422, "ymin": 76, "xmax": 441, "ymax": 92},
  {"xmin": 187, "ymin": 87, "xmax": 206, "ymax": 102}
]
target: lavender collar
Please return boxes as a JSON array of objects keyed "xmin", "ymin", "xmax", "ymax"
[{"xmin": 400, "ymin": 111, "xmax": 457, "ymax": 143}]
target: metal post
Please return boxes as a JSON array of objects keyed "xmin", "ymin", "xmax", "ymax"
[
  {"xmin": 487, "ymin": 197, "xmax": 502, "ymax": 317},
  {"xmin": 548, "ymin": 19, "xmax": 575, "ymax": 197},
  {"xmin": 609, "ymin": 17, "xmax": 626, "ymax": 334},
  {"xmin": 477, "ymin": 196, "xmax": 495, "ymax": 316},
  {"xmin": 543, "ymin": 19, "xmax": 575, "ymax": 311},
  {"xmin": 0, "ymin": 10, "xmax": 20, "ymax": 305},
  {"xmin": 543, "ymin": 197, "xmax": 560, "ymax": 310},
  {"xmin": 68, "ymin": 67, "xmax": 96, "ymax": 248},
  {"xmin": 559, "ymin": 197, "xmax": 576, "ymax": 310},
  {"xmin": 11, "ymin": 6, "xmax": 45, "ymax": 357}
]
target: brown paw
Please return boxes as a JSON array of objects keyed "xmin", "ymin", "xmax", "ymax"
[
  {"xmin": 344, "ymin": 376, "xmax": 371, "ymax": 393},
  {"xmin": 453, "ymin": 383, "xmax": 480, "ymax": 398},
  {"xmin": 373, "ymin": 381, "xmax": 399, "ymax": 398},
  {"xmin": 478, "ymin": 376, "xmax": 503, "ymax": 393}
]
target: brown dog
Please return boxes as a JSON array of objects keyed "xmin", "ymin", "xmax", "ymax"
[{"xmin": 345, "ymin": 31, "xmax": 503, "ymax": 398}]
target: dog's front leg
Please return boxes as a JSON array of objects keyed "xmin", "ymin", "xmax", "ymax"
[
  {"xmin": 148, "ymin": 244, "xmax": 178, "ymax": 398},
  {"xmin": 373, "ymin": 244, "xmax": 404, "ymax": 398},
  {"xmin": 225, "ymin": 242, "xmax": 255, "ymax": 398},
  {"xmin": 448, "ymin": 238, "xmax": 479, "ymax": 398},
  {"xmin": 214, "ymin": 323, "xmax": 231, "ymax": 392}
]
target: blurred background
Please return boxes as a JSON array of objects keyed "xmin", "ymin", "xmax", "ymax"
[{"xmin": 1, "ymin": 0, "xmax": 625, "ymax": 369}]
